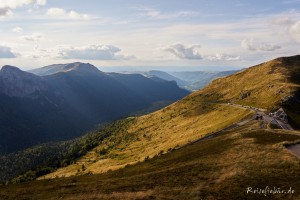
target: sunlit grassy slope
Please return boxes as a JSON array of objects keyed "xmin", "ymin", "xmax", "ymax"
[
  {"xmin": 2, "ymin": 121, "xmax": 300, "ymax": 200},
  {"xmin": 42, "ymin": 101, "xmax": 253, "ymax": 179},
  {"xmin": 41, "ymin": 55, "xmax": 300, "ymax": 179},
  {"xmin": 196, "ymin": 56, "xmax": 300, "ymax": 110}
]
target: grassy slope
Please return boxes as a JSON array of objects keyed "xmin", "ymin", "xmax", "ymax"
[
  {"xmin": 42, "ymin": 100, "xmax": 253, "ymax": 179},
  {"xmin": 195, "ymin": 56, "xmax": 300, "ymax": 109},
  {"xmin": 40, "ymin": 55, "xmax": 300, "ymax": 179},
  {"xmin": 1, "ymin": 121, "xmax": 300, "ymax": 200}
]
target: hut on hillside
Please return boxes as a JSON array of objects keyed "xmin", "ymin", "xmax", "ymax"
[{"xmin": 270, "ymin": 108, "xmax": 288, "ymax": 123}]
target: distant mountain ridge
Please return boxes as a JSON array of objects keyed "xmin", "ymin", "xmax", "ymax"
[
  {"xmin": 120, "ymin": 70, "xmax": 238, "ymax": 91},
  {"xmin": 169, "ymin": 70, "xmax": 239, "ymax": 91},
  {"xmin": 0, "ymin": 62, "xmax": 189, "ymax": 154},
  {"xmin": 29, "ymin": 62, "xmax": 101, "ymax": 76}
]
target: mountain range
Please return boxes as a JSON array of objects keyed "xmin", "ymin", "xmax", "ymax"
[
  {"xmin": 1, "ymin": 56, "xmax": 300, "ymax": 199},
  {"xmin": 0, "ymin": 62, "xmax": 189, "ymax": 154},
  {"xmin": 120, "ymin": 70, "xmax": 238, "ymax": 91},
  {"xmin": 40, "ymin": 55, "xmax": 300, "ymax": 180}
]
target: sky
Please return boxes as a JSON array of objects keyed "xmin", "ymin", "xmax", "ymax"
[{"xmin": 0, "ymin": 0, "xmax": 300, "ymax": 71}]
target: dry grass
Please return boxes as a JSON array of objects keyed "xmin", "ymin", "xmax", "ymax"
[
  {"xmin": 41, "ymin": 101, "xmax": 253, "ymax": 179},
  {"xmin": 192, "ymin": 57, "xmax": 300, "ymax": 110},
  {"xmin": 1, "ymin": 121, "xmax": 300, "ymax": 200}
]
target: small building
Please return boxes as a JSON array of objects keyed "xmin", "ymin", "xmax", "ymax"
[{"xmin": 273, "ymin": 108, "xmax": 288, "ymax": 122}]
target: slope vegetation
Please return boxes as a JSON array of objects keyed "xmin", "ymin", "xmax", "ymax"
[
  {"xmin": 1, "ymin": 121, "xmax": 300, "ymax": 199},
  {"xmin": 196, "ymin": 56, "xmax": 300, "ymax": 109}
]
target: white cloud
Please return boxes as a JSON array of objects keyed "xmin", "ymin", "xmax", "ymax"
[
  {"xmin": 58, "ymin": 45, "xmax": 134, "ymax": 60},
  {"xmin": 68, "ymin": 10, "xmax": 89, "ymax": 20},
  {"xmin": 0, "ymin": 0, "xmax": 46, "ymax": 9},
  {"xmin": 46, "ymin": 8, "xmax": 66, "ymax": 16},
  {"xmin": 259, "ymin": 43, "xmax": 282, "ymax": 51},
  {"xmin": 36, "ymin": 0, "xmax": 46, "ymax": 6},
  {"xmin": 47, "ymin": 8, "xmax": 89, "ymax": 20},
  {"xmin": 21, "ymin": 33, "xmax": 44, "ymax": 42},
  {"xmin": 12, "ymin": 26, "xmax": 23, "ymax": 33},
  {"xmin": 206, "ymin": 53, "xmax": 240, "ymax": 61},
  {"xmin": 0, "ymin": 46, "xmax": 18, "ymax": 58},
  {"xmin": 0, "ymin": 0, "xmax": 46, "ymax": 17},
  {"xmin": 135, "ymin": 7, "xmax": 198, "ymax": 20},
  {"xmin": 241, "ymin": 39, "xmax": 256, "ymax": 51},
  {"xmin": 164, "ymin": 44, "xmax": 202, "ymax": 59},
  {"xmin": 290, "ymin": 21, "xmax": 300, "ymax": 42},
  {"xmin": 241, "ymin": 39, "xmax": 281, "ymax": 51}
]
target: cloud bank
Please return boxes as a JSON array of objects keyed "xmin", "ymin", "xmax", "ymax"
[
  {"xmin": 0, "ymin": 46, "xmax": 18, "ymax": 58},
  {"xmin": 136, "ymin": 7, "xmax": 198, "ymax": 20},
  {"xmin": 21, "ymin": 33, "xmax": 44, "ymax": 42},
  {"xmin": 241, "ymin": 39, "xmax": 281, "ymax": 51},
  {"xmin": 47, "ymin": 8, "xmax": 89, "ymax": 20},
  {"xmin": 58, "ymin": 45, "xmax": 134, "ymax": 60},
  {"xmin": 12, "ymin": 27, "xmax": 23, "ymax": 33},
  {"xmin": 165, "ymin": 44, "xmax": 202, "ymax": 59},
  {"xmin": 0, "ymin": 0, "xmax": 46, "ymax": 17}
]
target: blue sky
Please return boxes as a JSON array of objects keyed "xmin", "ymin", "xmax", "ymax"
[{"xmin": 0, "ymin": 0, "xmax": 300, "ymax": 71}]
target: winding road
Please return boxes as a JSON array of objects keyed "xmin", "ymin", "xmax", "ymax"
[{"xmin": 186, "ymin": 102, "xmax": 294, "ymax": 146}]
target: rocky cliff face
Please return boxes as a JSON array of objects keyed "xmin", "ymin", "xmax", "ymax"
[{"xmin": 0, "ymin": 65, "xmax": 47, "ymax": 98}]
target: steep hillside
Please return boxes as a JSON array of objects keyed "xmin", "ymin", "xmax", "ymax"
[
  {"xmin": 0, "ymin": 63, "xmax": 188, "ymax": 154},
  {"xmin": 1, "ymin": 121, "xmax": 300, "ymax": 200},
  {"xmin": 39, "ymin": 55, "xmax": 300, "ymax": 179},
  {"xmin": 194, "ymin": 55, "xmax": 300, "ymax": 126}
]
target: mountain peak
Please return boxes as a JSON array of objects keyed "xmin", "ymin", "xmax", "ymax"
[
  {"xmin": 0, "ymin": 65, "xmax": 22, "ymax": 74},
  {"xmin": 0, "ymin": 65, "xmax": 29, "ymax": 79},
  {"xmin": 63, "ymin": 62, "xmax": 100, "ymax": 73},
  {"xmin": 0, "ymin": 65, "xmax": 46, "ymax": 97},
  {"xmin": 29, "ymin": 62, "xmax": 102, "ymax": 76}
]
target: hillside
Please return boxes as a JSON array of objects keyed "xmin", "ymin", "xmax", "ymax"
[
  {"xmin": 1, "ymin": 120, "xmax": 300, "ymax": 199},
  {"xmin": 38, "ymin": 56, "xmax": 300, "ymax": 179},
  {"xmin": 194, "ymin": 55, "xmax": 300, "ymax": 127},
  {"xmin": 0, "ymin": 63, "xmax": 188, "ymax": 154}
]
